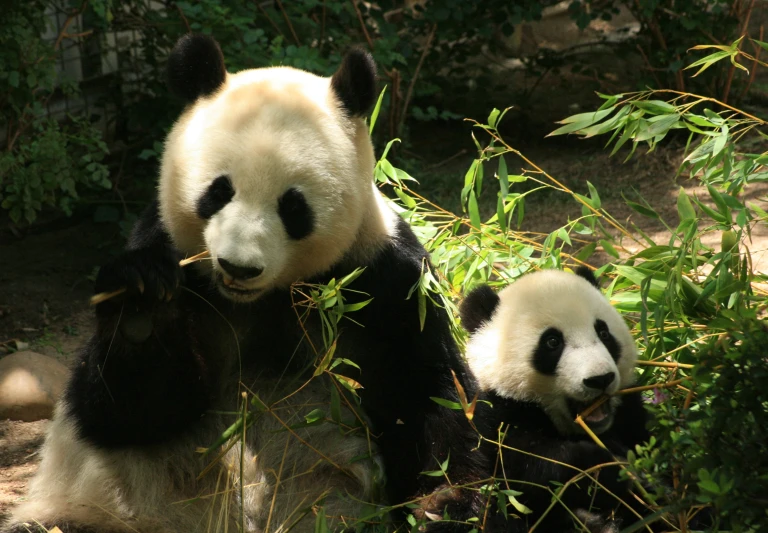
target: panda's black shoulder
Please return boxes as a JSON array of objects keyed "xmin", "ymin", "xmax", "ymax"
[
  {"xmin": 342, "ymin": 216, "xmax": 429, "ymax": 291},
  {"xmin": 126, "ymin": 200, "xmax": 173, "ymax": 251}
]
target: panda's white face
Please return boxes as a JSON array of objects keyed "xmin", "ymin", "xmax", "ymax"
[
  {"xmin": 465, "ymin": 270, "xmax": 638, "ymax": 435},
  {"xmin": 159, "ymin": 54, "xmax": 395, "ymax": 303}
]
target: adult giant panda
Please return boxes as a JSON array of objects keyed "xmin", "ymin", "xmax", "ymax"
[
  {"xmin": 3, "ymin": 34, "xmax": 484, "ymax": 533},
  {"xmin": 460, "ymin": 268, "xmax": 653, "ymax": 533}
]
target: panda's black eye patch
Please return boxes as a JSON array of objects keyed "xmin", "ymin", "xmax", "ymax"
[
  {"xmin": 533, "ymin": 327, "xmax": 565, "ymax": 375},
  {"xmin": 197, "ymin": 175, "xmax": 235, "ymax": 220},
  {"xmin": 278, "ymin": 188, "xmax": 314, "ymax": 240},
  {"xmin": 595, "ymin": 319, "xmax": 620, "ymax": 362}
]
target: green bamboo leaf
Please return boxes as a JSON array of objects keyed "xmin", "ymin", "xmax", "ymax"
[
  {"xmin": 677, "ymin": 187, "xmax": 697, "ymax": 221},
  {"xmin": 430, "ymin": 397, "xmax": 462, "ymax": 410},
  {"xmin": 554, "ymin": 106, "xmax": 616, "ymax": 125},
  {"xmin": 712, "ymin": 124, "xmax": 729, "ymax": 157},
  {"xmin": 418, "ymin": 290, "xmax": 427, "ymax": 332},
  {"xmin": 468, "ymin": 191, "xmax": 481, "ymax": 229},
  {"xmin": 600, "ymin": 239, "xmax": 619, "ymax": 258},
  {"xmin": 752, "ymin": 39, "xmax": 768, "ymax": 53},
  {"xmin": 586, "ymin": 181, "xmax": 601, "ymax": 209},
  {"xmin": 488, "ymin": 108, "xmax": 500, "ymax": 128},
  {"xmin": 625, "ymin": 200, "xmax": 660, "ymax": 219},
  {"xmin": 685, "ymin": 50, "xmax": 731, "ymax": 77},
  {"xmin": 394, "ymin": 187, "xmax": 417, "ymax": 209},
  {"xmin": 693, "ymin": 198, "xmax": 728, "ymax": 224},
  {"xmin": 506, "ymin": 494, "xmax": 532, "ymax": 515},
  {"xmin": 633, "ymin": 100, "xmax": 677, "ymax": 114},
  {"xmin": 343, "ymin": 298, "xmax": 374, "ymax": 313},
  {"xmin": 496, "ymin": 195, "xmax": 507, "ymax": 233},
  {"xmin": 313, "ymin": 340, "xmax": 338, "ymax": 376},
  {"xmin": 369, "ymin": 86, "xmax": 387, "ymax": 135},
  {"xmin": 304, "ymin": 408, "xmax": 325, "ymax": 425},
  {"xmin": 574, "ymin": 241, "xmax": 597, "ymax": 261},
  {"xmin": 634, "ymin": 114, "xmax": 680, "ymax": 142},
  {"xmin": 497, "ymin": 155, "xmax": 509, "ymax": 197}
]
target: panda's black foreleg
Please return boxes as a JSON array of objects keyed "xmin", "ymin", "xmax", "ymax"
[
  {"xmin": 491, "ymin": 434, "xmax": 633, "ymax": 531},
  {"xmin": 65, "ymin": 210, "xmax": 218, "ymax": 448}
]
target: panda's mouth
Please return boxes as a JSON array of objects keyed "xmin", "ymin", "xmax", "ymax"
[
  {"xmin": 215, "ymin": 274, "xmax": 265, "ymax": 302},
  {"xmin": 567, "ymin": 396, "xmax": 615, "ymax": 429}
]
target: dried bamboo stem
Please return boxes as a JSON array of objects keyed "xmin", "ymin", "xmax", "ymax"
[
  {"xmin": 637, "ymin": 360, "xmax": 694, "ymax": 369},
  {"xmin": 616, "ymin": 379, "xmax": 686, "ymax": 395}
]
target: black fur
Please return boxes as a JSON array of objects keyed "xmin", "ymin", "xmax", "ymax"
[
  {"xmin": 575, "ymin": 266, "xmax": 600, "ymax": 289},
  {"xmin": 167, "ymin": 34, "xmax": 226, "ymax": 102},
  {"xmin": 64, "ymin": 202, "xmax": 487, "ymax": 528},
  {"xmin": 531, "ymin": 327, "xmax": 565, "ymax": 375},
  {"xmin": 595, "ymin": 319, "xmax": 621, "ymax": 362},
  {"xmin": 459, "ymin": 284, "xmax": 500, "ymax": 333},
  {"xmin": 476, "ymin": 391, "xmax": 652, "ymax": 532},
  {"xmin": 196, "ymin": 175, "xmax": 235, "ymax": 219},
  {"xmin": 278, "ymin": 188, "xmax": 314, "ymax": 239},
  {"xmin": 330, "ymin": 48, "xmax": 377, "ymax": 116}
]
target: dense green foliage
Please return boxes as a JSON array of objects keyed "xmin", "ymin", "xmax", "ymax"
[
  {"xmin": 0, "ymin": 1, "xmax": 110, "ymax": 224},
  {"xmin": 271, "ymin": 73, "xmax": 768, "ymax": 530},
  {"xmin": 2, "ymin": 0, "xmax": 750, "ymax": 224}
]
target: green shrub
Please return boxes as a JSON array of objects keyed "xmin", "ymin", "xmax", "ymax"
[
  {"xmin": 0, "ymin": 1, "xmax": 110, "ymax": 224},
  {"xmin": 299, "ymin": 40, "xmax": 768, "ymax": 530}
]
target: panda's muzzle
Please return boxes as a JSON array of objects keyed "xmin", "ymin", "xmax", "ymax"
[{"xmin": 217, "ymin": 258, "xmax": 264, "ymax": 280}]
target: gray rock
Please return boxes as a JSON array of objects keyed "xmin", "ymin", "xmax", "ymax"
[{"xmin": 0, "ymin": 351, "xmax": 69, "ymax": 421}]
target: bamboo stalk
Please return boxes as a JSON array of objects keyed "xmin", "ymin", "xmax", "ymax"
[
  {"xmin": 616, "ymin": 379, "xmax": 686, "ymax": 395},
  {"xmin": 636, "ymin": 360, "xmax": 694, "ymax": 369},
  {"xmin": 89, "ymin": 250, "xmax": 210, "ymax": 306}
]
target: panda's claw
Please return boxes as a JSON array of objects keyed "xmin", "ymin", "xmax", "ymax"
[{"xmin": 93, "ymin": 246, "xmax": 183, "ymax": 309}]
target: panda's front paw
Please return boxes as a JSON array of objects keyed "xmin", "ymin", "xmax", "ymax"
[{"xmin": 94, "ymin": 245, "xmax": 184, "ymax": 308}]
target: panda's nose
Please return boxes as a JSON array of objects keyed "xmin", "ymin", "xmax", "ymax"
[
  {"xmin": 218, "ymin": 258, "xmax": 264, "ymax": 280},
  {"xmin": 583, "ymin": 371, "xmax": 615, "ymax": 391}
]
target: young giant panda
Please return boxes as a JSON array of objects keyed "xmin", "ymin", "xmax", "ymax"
[
  {"xmin": 460, "ymin": 268, "xmax": 652, "ymax": 533},
  {"xmin": 3, "ymin": 35, "xmax": 483, "ymax": 533}
]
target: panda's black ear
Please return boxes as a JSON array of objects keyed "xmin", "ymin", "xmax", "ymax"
[
  {"xmin": 167, "ymin": 34, "xmax": 227, "ymax": 102},
  {"xmin": 575, "ymin": 266, "xmax": 600, "ymax": 289},
  {"xmin": 331, "ymin": 48, "xmax": 377, "ymax": 117},
  {"xmin": 460, "ymin": 285, "xmax": 501, "ymax": 334}
]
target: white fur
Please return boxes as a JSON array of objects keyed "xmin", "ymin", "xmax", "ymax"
[
  {"xmin": 158, "ymin": 66, "xmax": 397, "ymax": 301},
  {"xmin": 8, "ymin": 379, "xmax": 382, "ymax": 533},
  {"xmin": 465, "ymin": 269, "xmax": 638, "ymax": 435}
]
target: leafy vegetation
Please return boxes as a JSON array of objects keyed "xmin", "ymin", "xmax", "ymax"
[
  {"xmin": 3, "ymin": 0, "xmax": 753, "ymax": 224},
  {"xmin": 261, "ymin": 45, "xmax": 768, "ymax": 531},
  {"xmin": 0, "ymin": 1, "xmax": 110, "ymax": 224}
]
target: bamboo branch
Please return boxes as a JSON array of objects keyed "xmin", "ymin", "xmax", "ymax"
[
  {"xmin": 617, "ymin": 379, "xmax": 686, "ymax": 395},
  {"xmin": 637, "ymin": 360, "xmax": 694, "ymax": 369},
  {"xmin": 350, "ymin": 0, "xmax": 374, "ymax": 49},
  {"xmin": 275, "ymin": 0, "xmax": 300, "ymax": 45},
  {"xmin": 398, "ymin": 23, "xmax": 437, "ymax": 134}
]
